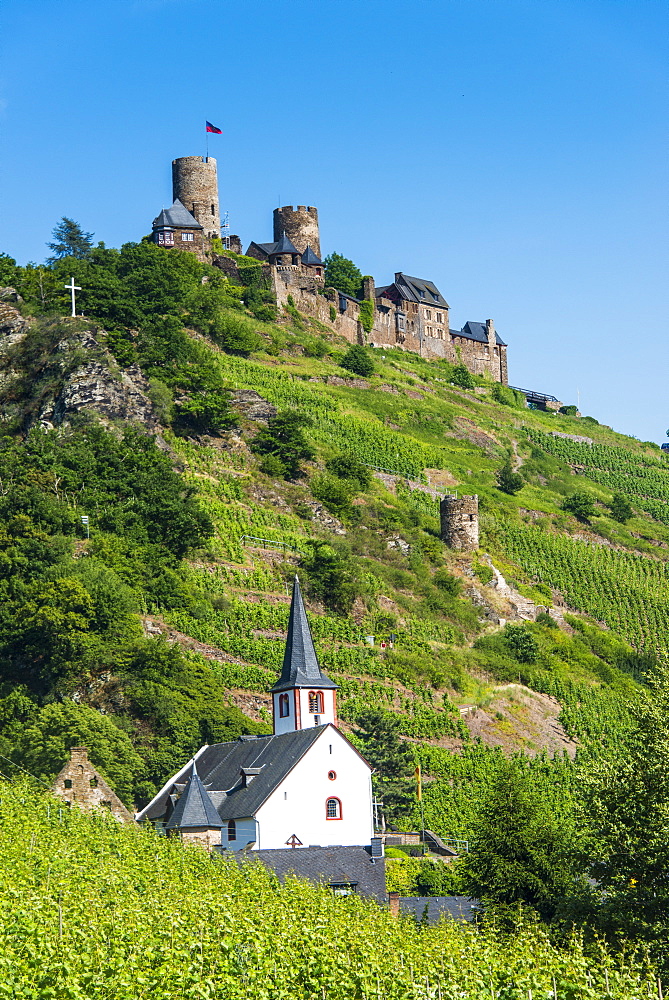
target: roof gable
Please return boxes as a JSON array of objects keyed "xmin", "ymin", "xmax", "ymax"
[{"xmin": 395, "ymin": 273, "xmax": 449, "ymax": 309}]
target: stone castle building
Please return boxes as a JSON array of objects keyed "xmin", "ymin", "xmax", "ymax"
[{"xmin": 150, "ymin": 155, "xmax": 509, "ymax": 382}]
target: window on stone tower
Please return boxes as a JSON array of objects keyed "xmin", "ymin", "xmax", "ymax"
[
  {"xmin": 211, "ymin": 204, "xmax": 215, "ymax": 215},
  {"xmin": 326, "ymin": 797, "xmax": 342, "ymax": 820},
  {"xmin": 227, "ymin": 820, "xmax": 236, "ymax": 842},
  {"xmin": 181, "ymin": 233, "xmax": 194, "ymax": 242},
  {"xmin": 279, "ymin": 694, "xmax": 290, "ymax": 718},
  {"xmin": 309, "ymin": 691, "xmax": 324, "ymax": 714}
]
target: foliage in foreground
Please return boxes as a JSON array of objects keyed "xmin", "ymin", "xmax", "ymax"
[{"xmin": 0, "ymin": 779, "xmax": 657, "ymax": 1000}]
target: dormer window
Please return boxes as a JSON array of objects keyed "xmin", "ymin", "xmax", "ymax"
[
  {"xmin": 279, "ymin": 694, "xmax": 290, "ymax": 718},
  {"xmin": 308, "ymin": 691, "xmax": 324, "ymax": 714}
]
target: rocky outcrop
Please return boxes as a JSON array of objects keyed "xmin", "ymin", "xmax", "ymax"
[
  {"xmin": 0, "ymin": 299, "xmax": 29, "ymax": 349},
  {"xmin": 230, "ymin": 389, "xmax": 277, "ymax": 421},
  {"xmin": 42, "ymin": 358, "xmax": 155, "ymax": 429}
]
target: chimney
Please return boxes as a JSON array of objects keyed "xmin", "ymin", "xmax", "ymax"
[
  {"xmin": 388, "ymin": 891, "xmax": 400, "ymax": 917},
  {"xmin": 486, "ymin": 318, "xmax": 495, "ymax": 346},
  {"xmin": 69, "ymin": 747, "xmax": 88, "ymax": 764}
]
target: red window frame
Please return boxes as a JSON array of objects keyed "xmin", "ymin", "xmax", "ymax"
[
  {"xmin": 328, "ymin": 770, "xmax": 337, "ymax": 781},
  {"xmin": 326, "ymin": 797, "xmax": 342, "ymax": 820}
]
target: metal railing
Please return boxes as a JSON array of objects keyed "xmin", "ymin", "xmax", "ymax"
[
  {"xmin": 239, "ymin": 535, "xmax": 303, "ymax": 553},
  {"xmin": 509, "ymin": 385, "xmax": 560, "ymax": 404}
]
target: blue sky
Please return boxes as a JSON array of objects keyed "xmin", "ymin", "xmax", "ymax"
[{"xmin": 1, "ymin": 0, "xmax": 667, "ymax": 442}]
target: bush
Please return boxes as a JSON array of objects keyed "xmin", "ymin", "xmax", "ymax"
[
  {"xmin": 450, "ymin": 365, "xmax": 475, "ymax": 390},
  {"xmin": 562, "ymin": 490, "xmax": 596, "ymax": 522},
  {"xmin": 258, "ymin": 454, "xmax": 287, "ymax": 478},
  {"xmin": 250, "ymin": 409, "xmax": 314, "ymax": 480},
  {"xmin": 303, "ymin": 338, "xmax": 328, "ymax": 358},
  {"xmin": 492, "ymin": 384, "xmax": 524, "ymax": 408},
  {"xmin": 559, "ymin": 404, "xmax": 579, "ymax": 416},
  {"xmin": 433, "ymin": 569, "xmax": 462, "ymax": 597},
  {"xmin": 359, "ymin": 299, "xmax": 374, "ymax": 334},
  {"xmin": 609, "ymin": 493, "xmax": 633, "ymax": 523},
  {"xmin": 496, "ymin": 462, "xmax": 524, "ymax": 495},
  {"xmin": 503, "ymin": 624, "xmax": 539, "ymax": 664},
  {"xmin": 300, "ymin": 540, "xmax": 363, "ymax": 615},
  {"xmin": 325, "ymin": 452, "xmax": 372, "ymax": 490},
  {"xmin": 310, "ymin": 474, "xmax": 355, "ymax": 519},
  {"xmin": 329, "ymin": 305, "xmax": 337, "ymax": 323},
  {"xmin": 341, "ymin": 344, "xmax": 374, "ymax": 378}
]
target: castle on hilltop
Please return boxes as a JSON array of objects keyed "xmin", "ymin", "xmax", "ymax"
[{"xmin": 151, "ymin": 157, "xmax": 508, "ymax": 384}]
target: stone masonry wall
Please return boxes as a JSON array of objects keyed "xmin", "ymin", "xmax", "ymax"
[
  {"xmin": 273, "ymin": 205, "xmax": 320, "ymax": 257},
  {"xmin": 440, "ymin": 495, "xmax": 479, "ymax": 551},
  {"xmin": 51, "ymin": 747, "xmax": 134, "ymax": 823},
  {"xmin": 172, "ymin": 156, "xmax": 221, "ymax": 240}
]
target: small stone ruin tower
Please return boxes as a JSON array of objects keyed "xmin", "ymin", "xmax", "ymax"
[
  {"xmin": 51, "ymin": 747, "xmax": 134, "ymax": 823},
  {"xmin": 273, "ymin": 205, "xmax": 320, "ymax": 258},
  {"xmin": 440, "ymin": 495, "xmax": 479, "ymax": 551},
  {"xmin": 172, "ymin": 156, "xmax": 221, "ymax": 240}
]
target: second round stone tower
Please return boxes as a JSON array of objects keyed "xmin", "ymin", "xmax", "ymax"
[
  {"xmin": 440, "ymin": 495, "xmax": 479, "ymax": 551},
  {"xmin": 273, "ymin": 205, "xmax": 320, "ymax": 257},
  {"xmin": 172, "ymin": 156, "xmax": 221, "ymax": 241}
]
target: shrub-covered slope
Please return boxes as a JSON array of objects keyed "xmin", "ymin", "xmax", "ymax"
[{"xmin": 0, "ymin": 244, "xmax": 667, "ymax": 837}]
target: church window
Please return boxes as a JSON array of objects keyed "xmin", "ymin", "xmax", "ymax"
[
  {"xmin": 64, "ymin": 779, "xmax": 72, "ymax": 789},
  {"xmin": 89, "ymin": 777, "xmax": 98, "ymax": 788},
  {"xmin": 326, "ymin": 797, "xmax": 342, "ymax": 820},
  {"xmin": 279, "ymin": 694, "xmax": 290, "ymax": 718},
  {"xmin": 308, "ymin": 691, "xmax": 324, "ymax": 714},
  {"xmin": 328, "ymin": 770, "xmax": 337, "ymax": 781},
  {"xmin": 181, "ymin": 233, "xmax": 194, "ymax": 242},
  {"xmin": 227, "ymin": 820, "xmax": 236, "ymax": 842}
]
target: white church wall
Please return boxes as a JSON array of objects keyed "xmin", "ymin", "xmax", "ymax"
[{"xmin": 254, "ymin": 726, "xmax": 373, "ymax": 850}]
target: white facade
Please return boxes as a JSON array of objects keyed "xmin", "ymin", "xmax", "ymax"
[
  {"xmin": 272, "ymin": 687, "xmax": 337, "ymax": 736},
  {"xmin": 222, "ymin": 725, "xmax": 373, "ymax": 851}
]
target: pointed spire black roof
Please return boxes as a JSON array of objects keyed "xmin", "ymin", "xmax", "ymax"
[
  {"xmin": 301, "ymin": 245, "xmax": 322, "ymax": 266},
  {"xmin": 270, "ymin": 577, "xmax": 338, "ymax": 692},
  {"xmin": 165, "ymin": 762, "xmax": 224, "ymax": 830},
  {"xmin": 271, "ymin": 232, "xmax": 299, "ymax": 255}
]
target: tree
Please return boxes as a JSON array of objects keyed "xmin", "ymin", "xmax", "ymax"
[
  {"xmin": 354, "ymin": 710, "xmax": 414, "ymax": 826},
  {"xmin": 325, "ymin": 452, "xmax": 372, "ymax": 490},
  {"xmin": 250, "ymin": 409, "xmax": 314, "ymax": 479},
  {"xmin": 46, "ymin": 217, "xmax": 94, "ymax": 263},
  {"xmin": 580, "ymin": 669, "xmax": 669, "ymax": 965},
  {"xmin": 0, "ymin": 252, "xmax": 18, "ymax": 286},
  {"xmin": 340, "ymin": 343, "xmax": 375, "ymax": 377},
  {"xmin": 609, "ymin": 493, "xmax": 633, "ymax": 523},
  {"xmin": 323, "ymin": 252, "xmax": 363, "ymax": 298},
  {"xmin": 460, "ymin": 758, "xmax": 577, "ymax": 920},
  {"xmin": 450, "ymin": 364, "xmax": 476, "ymax": 389},
  {"xmin": 562, "ymin": 490, "xmax": 596, "ymax": 522},
  {"xmin": 300, "ymin": 540, "xmax": 362, "ymax": 614},
  {"xmin": 497, "ymin": 461, "xmax": 524, "ymax": 495},
  {"xmin": 503, "ymin": 624, "xmax": 539, "ymax": 663}
]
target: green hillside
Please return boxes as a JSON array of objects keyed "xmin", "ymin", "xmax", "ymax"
[
  {"xmin": 0, "ymin": 242, "xmax": 667, "ymax": 841},
  {"xmin": 0, "ymin": 777, "xmax": 656, "ymax": 999}
]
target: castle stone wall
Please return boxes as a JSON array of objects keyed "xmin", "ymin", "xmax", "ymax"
[
  {"xmin": 273, "ymin": 205, "xmax": 320, "ymax": 257},
  {"xmin": 440, "ymin": 495, "xmax": 479, "ymax": 551},
  {"xmin": 172, "ymin": 157, "xmax": 221, "ymax": 240}
]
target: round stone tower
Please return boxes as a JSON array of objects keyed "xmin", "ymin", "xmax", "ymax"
[
  {"xmin": 172, "ymin": 156, "xmax": 221, "ymax": 240},
  {"xmin": 273, "ymin": 205, "xmax": 320, "ymax": 257},
  {"xmin": 440, "ymin": 495, "xmax": 479, "ymax": 551}
]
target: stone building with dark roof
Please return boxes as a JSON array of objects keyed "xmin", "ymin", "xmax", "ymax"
[{"xmin": 151, "ymin": 199, "xmax": 208, "ymax": 262}]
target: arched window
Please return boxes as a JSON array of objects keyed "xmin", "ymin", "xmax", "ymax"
[
  {"xmin": 308, "ymin": 691, "xmax": 323, "ymax": 714},
  {"xmin": 326, "ymin": 797, "xmax": 342, "ymax": 820},
  {"xmin": 328, "ymin": 770, "xmax": 337, "ymax": 781},
  {"xmin": 227, "ymin": 820, "xmax": 236, "ymax": 842},
  {"xmin": 279, "ymin": 694, "xmax": 290, "ymax": 718}
]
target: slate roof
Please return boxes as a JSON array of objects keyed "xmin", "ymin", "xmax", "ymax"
[
  {"xmin": 241, "ymin": 846, "xmax": 387, "ymax": 903},
  {"xmin": 273, "ymin": 232, "xmax": 299, "ymax": 254},
  {"xmin": 165, "ymin": 764, "xmax": 224, "ymax": 830},
  {"xmin": 270, "ymin": 576, "xmax": 337, "ymax": 692},
  {"xmin": 301, "ymin": 245, "xmax": 322, "ymax": 266},
  {"xmin": 455, "ymin": 321, "xmax": 506, "ymax": 347},
  {"xmin": 399, "ymin": 896, "xmax": 480, "ymax": 924},
  {"xmin": 152, "ymin": 199, "xmax": 203, "ymax": 231},
  {"xmin": 140, "ymin": 726, "xmax": 331, "ymax": 823},
  {"xmin": 395, "ymin": 273, "xmax": 449, "ymax": 309}
]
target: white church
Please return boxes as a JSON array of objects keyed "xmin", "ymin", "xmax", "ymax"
[{"xmin": 137, "ymin": 577, "xmax": 376, "ymax": 855}]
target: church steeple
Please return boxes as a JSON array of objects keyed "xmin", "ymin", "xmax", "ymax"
[{"xmin": 270, "ymin": 576, "xmax": 338, "ymax": 734}]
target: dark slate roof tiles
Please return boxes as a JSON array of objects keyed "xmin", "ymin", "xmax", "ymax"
[
  {"xmin": 165, "ymin": 764, "xmax": 224, "ymax": 830},
  {"xmin": 241, "ymin": 846, "xmax": 387, "ymax": 903},
  {"xmin": 301, "ymin": 245, "xmax": 322, "ymax": 265},
  {"xmin": 270, "ymin": 576, "xmax": 337, "ymax": 692},
  {"xmin": 152, "ymin": 199, "xmax": 203, "ymax": 231}
]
